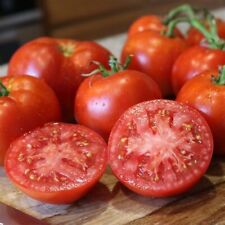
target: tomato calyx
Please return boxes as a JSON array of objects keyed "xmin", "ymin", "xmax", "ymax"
[
  {"xmin": 0, "ymin": 80, "xmax": 9, "ymax": 97},
  {"xmin": 212, "ymin": 65, "xmax": 225, "ymax": 85},
  {"xmin": 58, "ymin": 42, "xmax": 75, "ymax": 57},
  {"xmin": 83, "ymin": 55, "xmax": 132, "ymax": 78}
]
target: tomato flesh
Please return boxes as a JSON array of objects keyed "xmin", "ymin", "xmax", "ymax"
[
  {"xmin": 5, "ymin": 123, "xmax": 107, "ymax": 204},
  {"xmin": 108, "ymin": 100, "xmax": 213, "ymax": 197}
]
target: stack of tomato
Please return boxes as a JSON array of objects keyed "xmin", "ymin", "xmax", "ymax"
[{"xmin": 1, "ymin": 4, "xmax": 225, "ymax": 204}]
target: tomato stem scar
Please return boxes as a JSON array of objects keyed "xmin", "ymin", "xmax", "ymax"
[{"xmin": 0, "ymin": 80, "xmax": 9, "ymax": 97}]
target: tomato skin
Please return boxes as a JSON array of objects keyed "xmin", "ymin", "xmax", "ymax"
[
  {"xmin": 74, "ymin": 70, "xmax": 162, "ymax": 140},
  {"xmin": 121, "ymin": 31, "xmax": 187, "ymax": 97},
  {"xmin": 108, "ymin": 100, "xmax": 213, "ymax": 197},
  {"xmin": 128, "ymin": 15, "xmax": 165, "ymax": 37},
  {"xmin": 0, "ymin": 75, "xmax": 61, "ymax": 165},
  {"xmin": 172, "ymin": 46, "xmax": 225, "ymax": 95},
  {"xmin": 5, "ymin": 123, "xmax": 107, "ymax": 204},
  {"xmin": 176, "ymin": 70, "xmax": 225, "ymax": 155},
  {"xmin": 7, "ymin": 37, "xmax": 111, "ymax": 121},
  {"xmin": 128, "ymin": 15, "xmax": 183, "ymax": 38},
  {"xmin": 187, "ymin": 19, "xmax": 225, "ymax": 46}
]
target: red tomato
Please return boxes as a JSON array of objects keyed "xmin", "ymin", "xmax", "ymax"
[
  {"xmin": 7, "ymin": 37, "xmax": 111, "ymax": 121},
  {"xmin": 128, "ymin": 15, "xmax": 165, "ymax": 37},
  {"xmin": 108, "ymin": 100, "xmax": 213, "ymax": 197},
  {"xmin": 187, "ymin": 19, "xmax": 225, "ymax": 46},
  {"xmin": 172, "ymin": 46, "xmax": 225, "ymax": 94},
  {"xmin": 5, "ymin": 122, "xmax": 107, "ymax": 204},
  {"xmin": 74, "ymin": 69, "xmax": 162, "ymax": 140},
  {"xmin": 128, "ymin": 15, "xmax": 183, "ymax": 38},
  {"xmin": 176, "ymin": 69, "xmax": 225, "ymax": 155},
  {"xmin": 121, "ymin": 31, "xmax": 187, "ymax": 97},
  {"xmin": 0, "ymin": 75, "xmax": 61, "ymax": 165}
]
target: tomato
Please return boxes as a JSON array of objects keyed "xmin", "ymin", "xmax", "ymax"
[
  {"xmin": 128, "ymin": 15, "xmax": 183, "ymax": 38},
  {"xmin": 121, "ymin": 31, "xmax": 187, "ymax": 97},
  {"xmin": 74, "ymin": 66, "xmax": 162, "ymax": 140},
  {"xmin": 187, "ymin": 19, "xmax": 225, "ymax": 46},
  {"xmin": 128, "ymin": 15, "xmax": 165, "ymax": 37},
  {"xmin": 176, "ymin": 69, "xmax": 225, "ymax": 155},
  {"xmin": 172, "ymin": 46, "xmax": 225, "ymax": 95},
  {"xmin": 0, "ymin": 75, "xmax": 61, "ymax": 165},
  {"xmin": 7, "ymin": 37, "xmax": 111, "ymax": 121},
  {"xmin": 5, "ymin": 122, "xmax": 107, "ymax": 204},
  {"xmin": 108, "ymin": 100, "xmax": 213, "ymax": 197}
]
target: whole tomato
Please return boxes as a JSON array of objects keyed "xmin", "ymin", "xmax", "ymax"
[
  {"xmin": 176, "ymin": 67, "xmax": 225, "ymax": 155},
  {"xmin": 128, "ymin": 15, "xmax": 183, "ymax": 38},
  {"xmin": 121, "ymin": 31, "xmax": 187, "ymax": 97},
  {"xmin": 74, "ymin": 56, "xmax": 162, "ymax": 140},
  {"xmin": 187, "ymin": 19, "xmax": 225, "ymax": 46},
  {"xmin": 172, "ymin": 46, "xmax": 225, "ymax": 94},
  {"xmin": 7, "ymin": 37, "xmax": 111, "ymax": 121},
  {"xmin": 0, "ymin": 75, "xmax": 61, "ymax": 164}
]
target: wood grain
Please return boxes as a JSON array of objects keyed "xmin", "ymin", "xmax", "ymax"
[
  {"xmin": 1, "ymin": 157, "xmax": 225, "ymax": 225},
  {"xmin": 38, "ymin": 0, "xmax": 225, "ymax": 39}
]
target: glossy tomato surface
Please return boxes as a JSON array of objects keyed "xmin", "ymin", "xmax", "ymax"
[
  {"xmin": 5, "ymin": 122, "xmax": 107, "ymax": 204},
  {"xmin": 108, "ymin": 100, "xmax": 213, "ymax": 197},
  {"xmin": 187, "ymin": 19, "xmax": 225, "ymax": 46},
  {"xmin": 128, "ymin": 15, "xmax": 165, "ymax": 37},
  {"xmin": 128, "ymin": 15, "xmax": 183, "ymax": 38},
  {"xmin": 172, "ymin": 46, "xmax": 225, "ymax": 95},
  {"xmin": 8, "ymin": 37, "xmax": 111, "ymax": 121},
  {"xmin": 176, "ymin": 70, "xmax": 225, "ymax": 155},
  {"xmin": 121, "ymin": 31, "xmax": 187, "ymax": 97},
  {"xmin": 0, "ymin": 75, "xmax": 61, "ymax": 165},
  {"xmin": 74, "ymin": 70, "xmax": 162, "ymax": 140}
]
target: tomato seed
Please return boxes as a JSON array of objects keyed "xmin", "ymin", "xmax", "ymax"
[{"xmin": 17, "ymin": 153, "xmax": 25, "ymax": 162}]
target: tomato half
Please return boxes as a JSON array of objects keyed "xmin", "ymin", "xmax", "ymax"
[
  {"xmin": 108, "ymin": 100, "xmax": 213, "ymax": 197},
  {"xmin": 0, "ymin": 75, "xmax": 61, "ymax": 165},
  {"xmin": 74, "ymin": 69, "xmax": 162, "ymax": 140},
  {"xmin": 5, "ymin": 122, "xmax": 107, "ymax": 204},
  {"xmin": 172, "ymin": 46, "xmax": 225, "ymax": 95},
  {"xmin": 121, "ymin": 31, "xmax": 187, "ymax": 97},
  {"xmin": 176, "ymin": 69, "xmax": 225, "ymax": 155},
  {"xmin": 7, "ymin": 37, "xmax": 111, "ymax": 121}
]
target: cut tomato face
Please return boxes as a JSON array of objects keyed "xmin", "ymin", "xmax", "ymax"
[
  {"xmin": 5, "ymin": 123, "xmax": 107, "ymax": 204},
  {"xmin": 108, "ymin": 100, "xmax": 213, "ymax": 197}
]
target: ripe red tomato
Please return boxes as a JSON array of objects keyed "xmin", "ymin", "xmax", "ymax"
[
  {"xmin": 0, "ymin": 75, "xmax": 61, "ymax": 165},
  {"xmin": 172, "ymin": 46, "xmax": 225, "ymax": 95},
  {"xmin": 5, "ymin": 122, "xmax": 107, "ymax": 204},
  {"xmin": 128, "ymin": 15, "xmax": 165, "ymax": 37},
  {"xmin": 128, "ymin": 15, "xmax": 183, "ymax": 38},
  {"xmin": 187, "ymin": 19, "xmax": 225, "ymax": 46},
  {"xmin": 108, "ymin": 100, "xmax": 213, "ymax": 197},
  {"xmin": 121, "ymin": 31, "xmax": 187, "ymax": 97},
  {"xmin": 7, "ymin": 37, "xmax": 111, "ymax": 121},
  {"xmin": 176, "ymin": 69, "xmax": 225, "ymax": 155},
  {"xmin": 75, "ymin": 69, "xmax": 162, "ymax": 140}
]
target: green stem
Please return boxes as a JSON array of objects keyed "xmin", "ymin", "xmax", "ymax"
[
  {"xmin": 212, "ymin": 66, "xmax": 225, "ymax": 85},
  {"xmin": 163, "ymin": 4, "xmax": 195, "ymax": 25},
  {"xmin": 82, "ymin": 55, "xmax": 132, "ymax": 78},
  {"xmin": 0, "ymin": 81, "xmax": 9, "ymax": 97},
  {"xmin": 164, "ymin": 17, "xmax": 189, "ymax": 37}
]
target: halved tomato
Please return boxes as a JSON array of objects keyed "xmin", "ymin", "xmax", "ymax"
[
  {"xmin": 5, "ymin": 123, "xmax": 107, "ymax": 204},
  {"xmin": 108, "ymin": 100, "xmax": 213, "ymax": 197}
]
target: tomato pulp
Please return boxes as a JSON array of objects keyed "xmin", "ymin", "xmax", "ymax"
[
  {"xmin": 108, "ymin": 100, "xmax": 213, "ymax": 197},
  {"xmin": 5, "ymin": 123, "xmax": 107, "ymax": 204}
]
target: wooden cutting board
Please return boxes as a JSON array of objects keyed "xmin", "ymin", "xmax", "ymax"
[{"xmin": 0, "ymin": 157, "xmax": 225, "ymax": 225}]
